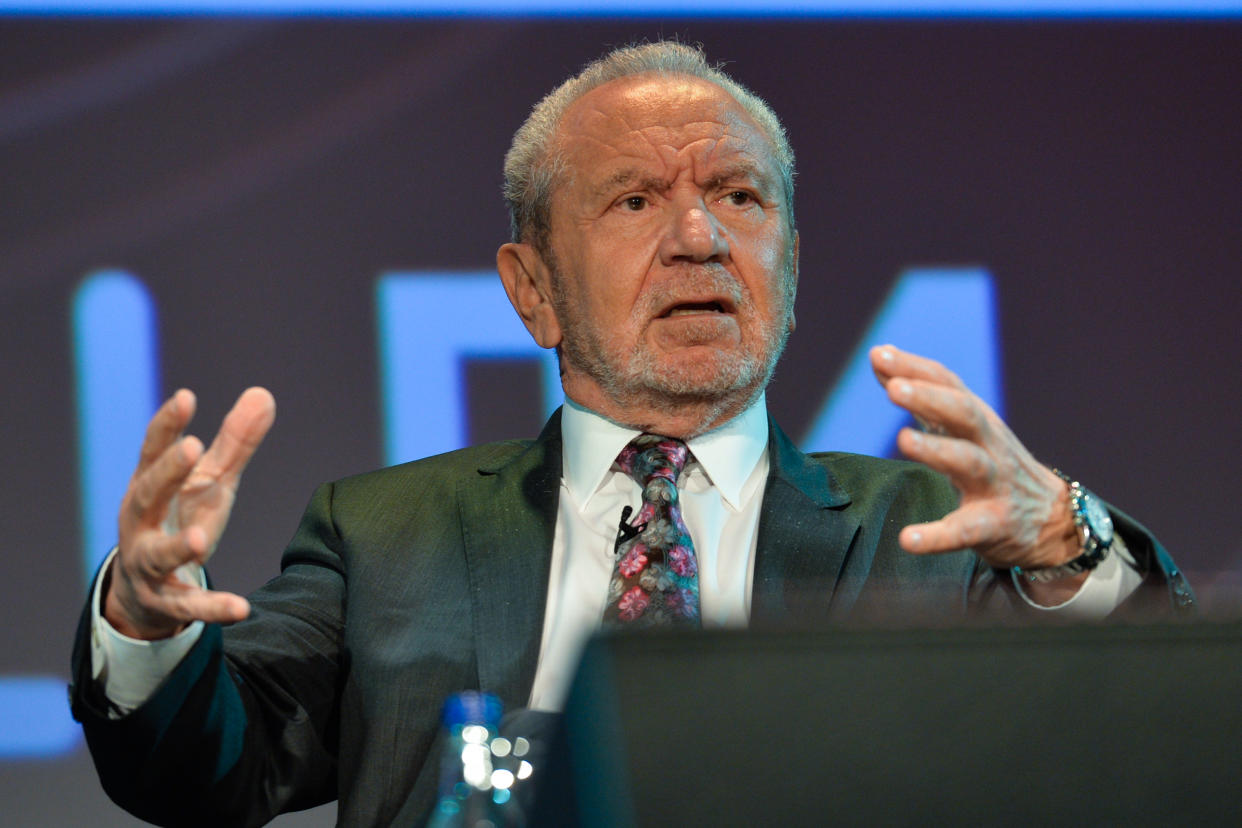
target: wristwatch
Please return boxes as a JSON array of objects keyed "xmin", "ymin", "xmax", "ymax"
[{"xmin": 1014, "ymin": 470, "xmax": 1114, "ymax": 583}]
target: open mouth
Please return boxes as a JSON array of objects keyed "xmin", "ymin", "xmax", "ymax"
[{"xmin": 658, "ymin": 300, "xmax": 733, "ymax": 318}]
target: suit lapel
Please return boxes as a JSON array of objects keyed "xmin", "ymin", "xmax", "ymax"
[
  {"xmin": 751, "ymin": 420, "xmax": 860, "ymax": 627},
  {"xmin": 457, "ymin": 411, "xmax": 861, "ymax": 695},
  {"xmin": 458, "ymin": 411, "xmax": 563, "ymax": 709}
]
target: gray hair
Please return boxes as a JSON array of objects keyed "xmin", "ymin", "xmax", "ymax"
[{"xmin": 502, "ymin": 41, "xmax": 796, "ymax": 254}]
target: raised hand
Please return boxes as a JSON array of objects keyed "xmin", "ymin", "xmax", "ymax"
[
  {"xmin": 869, "ymin": 345, "xmax": 1082, "ymax": 584},
  {"xmin": 105, "ymin": 387, "xmax": 276, "ymax": 640}
]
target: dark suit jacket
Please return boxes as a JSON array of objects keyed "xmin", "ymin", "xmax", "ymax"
[{"xmin": 70, "ymin": 412, "xmax": 1190, "ymax": 827}]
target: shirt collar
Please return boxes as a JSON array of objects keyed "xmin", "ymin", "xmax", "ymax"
[{"xmin": 561, "ymin": 393, "xmax": 769, "ymax": 511}]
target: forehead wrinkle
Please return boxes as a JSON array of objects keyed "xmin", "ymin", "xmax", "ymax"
[
  {"xmin": 636, "ymin": 120, "xmax": 729, "ymax": 154},
  {"xmin": 554, "ymin": 76, "xmax": 784, "ymax": 212},
  {"xmin": 590, "ymin": 167, "xmax": 672, "ymax": 198}
]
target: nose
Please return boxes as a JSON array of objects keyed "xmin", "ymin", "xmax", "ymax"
[{"xmin": 658, "ymin": 202, "xmax": 730, "ymax": 265}]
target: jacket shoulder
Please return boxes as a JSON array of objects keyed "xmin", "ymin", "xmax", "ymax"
[
  {"xmin": 807, "ymin": 450, "xmax": 958, "ymax": 512},
  {"xmin": 328, "ymin": 440, "xmax": 535, "ymax": 501}
]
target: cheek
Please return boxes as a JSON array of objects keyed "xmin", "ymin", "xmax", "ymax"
[
  {"xmin": 743, "ymin": 228, "xmax": 793, "ymax": 304},
  {"xmin": 560, "ymin": 259, "xmax": 640, "ymax": 337},
  {"xmin": 582, "ymin": 244, "xmax": 649, "ymax": 308}
]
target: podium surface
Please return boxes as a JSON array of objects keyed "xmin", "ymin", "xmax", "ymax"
[{"xmin": 545, "ymin": 623, "xmax": 1242, "ymax": 826}]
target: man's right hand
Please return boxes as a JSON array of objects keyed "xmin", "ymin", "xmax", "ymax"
[{"xmin": 104, "ymin": 387, "xmax": 276, "ymax": 640}]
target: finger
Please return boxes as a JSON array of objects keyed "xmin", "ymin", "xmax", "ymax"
[
  {"xmin": 870, "ymin": 345, "xmax": 897, "ymax": 386},
  {"xmin": 155, "ymin": 585, "xmax": 251, "ymax": 626},
  {"xmin": 126, "ymin": 576, "xmax": 251, "ymax": 629},
  {"xmin": 107, "ymin": 577, "xmax": 250, "ymax": 638},
  {"xmin": 194, "ymin": 387, "xmax": 276, "ymax": 486},
  {"xmin": 127, "ymin": 524, "xmax": 211, "ymax": 582},
  {"xmin": 887, "ymin": 378, "xmax": 990, "ymax": 441},
  {"xmin": 900, "ymin": 503, "xmax": 1005, "ymax": 555},
  {"xmin": 135, "ymin": 389, "xmax": 197, "ymax": 475},
  {"xmin": 870, "ymin": 345, "xmax": 967, "ymax": 391},
  {"xmin": 896, "ymin": 428, "xmax": 997, "ymax": 491},
  {"xmin": 125, "ymin": 435, "xmax": 205, "ymax": 526}
]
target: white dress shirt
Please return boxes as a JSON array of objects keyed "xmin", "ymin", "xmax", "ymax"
[
  {"xmin": 92, "ymin": 397, "xmax": 1140, "ymax": 714},
  {"xmin": 526, "ymin": 395, "xmax": 770, "ymax": 710}
]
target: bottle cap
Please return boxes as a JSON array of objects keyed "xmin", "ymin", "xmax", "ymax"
[{"xmin": 441, "ymin": 691, "xmax": 503, "ymax": 728}]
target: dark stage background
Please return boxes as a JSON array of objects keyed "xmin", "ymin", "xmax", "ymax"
[{"xmin": 2, "ymin": 15, "xmax": 1240, "ymax": 825}]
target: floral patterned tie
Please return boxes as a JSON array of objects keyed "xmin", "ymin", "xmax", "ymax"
[{"xmin": 602, "ymin": 434, "xmax": 701, "ymax": 628}]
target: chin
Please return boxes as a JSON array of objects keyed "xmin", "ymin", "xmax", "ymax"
[{"xmin": 640, "ymin": 348, "xmax": 762, "ymax": 398}]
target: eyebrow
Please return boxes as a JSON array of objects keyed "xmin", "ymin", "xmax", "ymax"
[
  {"xmin": 591, "ymin": 168, "xmax": 670, "ymax": 198},
  {"xmin": 591, "ymin": 162, "xmax": 775, "ymax": 199},
  {"xmin": 703, "ymin": 163, "xmax": 775, "ymax": 194}
]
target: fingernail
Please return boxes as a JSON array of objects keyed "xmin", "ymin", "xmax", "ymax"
[
  {"xmin": 908, "ymin": 530, "xmax": 922, "ymax": 547},
  {"xmin": 906, "ymin": 430, "xmax": 923, "ymax": 446},
  {"xmin": 879, "ymin": 346, "xmax": 895, "ymax": 362},
  {"xmin": 896, "ymin": 381, "xmax": 913, "ymax": 399}
]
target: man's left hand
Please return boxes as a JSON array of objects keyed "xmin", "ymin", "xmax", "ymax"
[{"xmin": 870, "ymin": 345, "xmax": 1084, "ymax": 596}]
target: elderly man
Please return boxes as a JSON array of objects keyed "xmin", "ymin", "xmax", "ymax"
[{"xmin": 71, "ymin": 42, "xmax": 1188, "ymax": 827}]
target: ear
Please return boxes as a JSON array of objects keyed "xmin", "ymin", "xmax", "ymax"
[
  {"xmin": 497, "ymin": 242, "xmax": 563, "ymax": 349},
  {"xmin": 787, "ymin": 231, "xmax": 800, "ymax": 333}
]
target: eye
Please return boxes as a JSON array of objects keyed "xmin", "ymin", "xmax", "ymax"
[
  {"xmin": 622, "ymin": 196, "xmax": 648, "ymax": 211},
  {"xmin": 725, "ymin": 190, "xmax": 753, "ymax": 206}
]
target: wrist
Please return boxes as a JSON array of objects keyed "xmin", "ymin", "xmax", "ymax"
[
  {"xmin": 1013, "ymin": 470, "xmax": 1115, "ymax": 585},
  {"xmin": 1030, "ymin": 477, "xmax": 1081, "ymax": 567}
]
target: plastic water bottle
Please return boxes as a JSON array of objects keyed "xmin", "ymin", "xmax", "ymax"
[{"xmin": 426, "ymin": 691, "xmax": 526, "ymax": 828}]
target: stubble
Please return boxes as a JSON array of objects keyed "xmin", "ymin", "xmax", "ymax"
[{"xmin": 550, "ymin": 259, "xmax": 794, "ymax": 427}]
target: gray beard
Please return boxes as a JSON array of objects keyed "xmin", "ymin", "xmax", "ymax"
[{"xmin": 551, "ymin": 262, "xmax": 793, "ymax": 426}]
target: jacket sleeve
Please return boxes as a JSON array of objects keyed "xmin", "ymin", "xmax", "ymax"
[
  {"xmin": 69, "ymin": 482, "xmax": 347, "ymax": 828},
  {"xmin": 968, "ymin": 499, "xmax": 1196, "ymax": 618}
]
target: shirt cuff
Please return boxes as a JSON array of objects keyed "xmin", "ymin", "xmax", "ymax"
[
  {"xmin": 90, "ymin": 547, "xmax": 206, "ymax": 716},
  {"xmin": 1011, "ymin": 534, "xmax": 1141, "ymax": 618}
]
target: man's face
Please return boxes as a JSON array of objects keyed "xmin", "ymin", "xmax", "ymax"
[{"xmin": 542, "ymin": 74, "xmax": 797, "ymax": 425}]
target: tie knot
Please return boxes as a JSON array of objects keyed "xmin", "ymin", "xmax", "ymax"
[{"xmin": 616, "ymin": 434, "xmax": 689, "ymax": 486}]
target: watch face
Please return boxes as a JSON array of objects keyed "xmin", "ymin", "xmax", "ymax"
[{"xmin": 1082, "ymin": 493, "xmax": 1114, "ymax": 543}]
